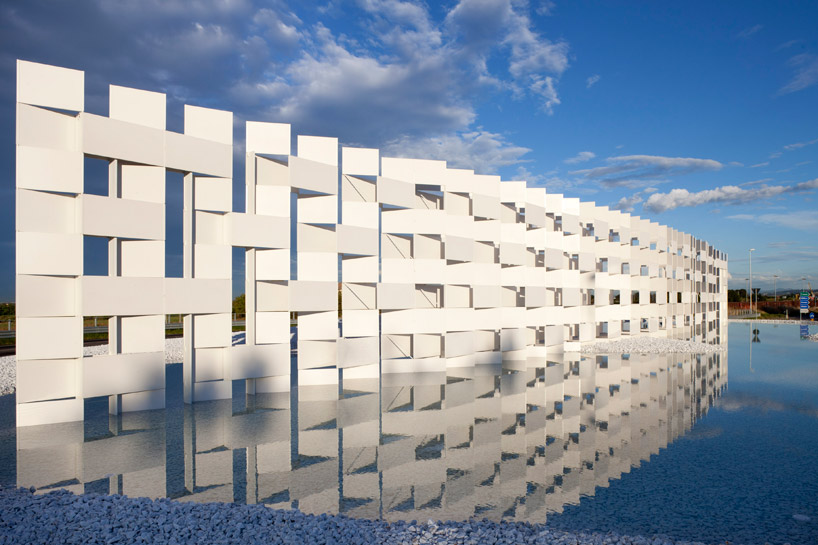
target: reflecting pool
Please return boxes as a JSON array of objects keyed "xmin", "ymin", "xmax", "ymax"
[{"xmin": 2, "ymin": 322, "xmax": 817, "ymax": 544}]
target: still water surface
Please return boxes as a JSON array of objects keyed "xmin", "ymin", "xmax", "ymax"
[{"xmin": 2, "ymin": 322, "xmax": 817, "ymax": 544}]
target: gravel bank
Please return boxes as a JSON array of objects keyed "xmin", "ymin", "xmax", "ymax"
[
  {"xmin": 0, "ymin": 486, "xmax": 714, "ymax": 545},
  {"xmin": 581, "ymin": 337, "xmax": 724, "ymax": 355}
]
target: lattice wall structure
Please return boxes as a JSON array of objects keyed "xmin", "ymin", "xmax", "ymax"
[{"xmin": 14, "ymin": 60, "xmax": 728, "ymax": 427}]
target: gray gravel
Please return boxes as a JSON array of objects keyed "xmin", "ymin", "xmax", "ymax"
[
  {"xmin": 581, "ymin": 337, "xmax": 724, "ymax": 355},
  {"xmin": 0, "ymin": 486, "xmax": 719, "ymax": 545}
]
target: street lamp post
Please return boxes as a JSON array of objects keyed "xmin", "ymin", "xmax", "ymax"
[
  {"xmin": 773, "ymin": 275, "xmax": 778, "ymax": 302},
  {"xmin": 749, "ymin": 248, "xmax": 755, "ymax": 314}
]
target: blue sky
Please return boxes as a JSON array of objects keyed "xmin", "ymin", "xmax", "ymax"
[{"xmin": 1, "ymin": 0, "xmax": 817, "ymax": 301}]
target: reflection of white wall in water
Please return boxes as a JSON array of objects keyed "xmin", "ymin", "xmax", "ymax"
[
  {"xmin": 14, "ymin": 60, "xmax": 728, "ymax": 427},
  {"xmin": 16, "ymin": 351, "xmax": 727, "ymax": 521}
]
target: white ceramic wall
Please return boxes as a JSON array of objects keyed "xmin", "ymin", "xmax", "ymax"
[{"xmin": 15, "ymin": 60, "xmax": 728, "ymax": 426}]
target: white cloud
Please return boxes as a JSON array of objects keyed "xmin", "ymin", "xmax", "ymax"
[
  {"xmin": 775, "ymin": 39, "xmax": 799, "ymax": 51},
  {"xmin": 536, "ymin": 1, "xmax": 556, "ymax": 16},
  {"xmin": 444, "ymin": 0, "xmax": 570, "ymax": 113},
  {"xmin": 643, "ymin": 178, "xmax": 818, "ymax": 212},
  {"xmin": 586, "ymin": 74, "xmax": 600, "ymax": 88},
  {"xmin": 514, "ymin": 166, "xmax": 580, "ymax": 192},
  {"xmin": 612, "ymin": 194, "xmax": 643, "ymax": 213},
  {"xmin": 564, "ymin": 151, "xmax": 595, "ymax": 164},
  {"xmin": 529, "ymin": 76, "xmax": 561, "ymax": 113},
  {"xmin": 779, "ymin": 53, "xmax": 818, "ymax": 94},
  {"xmin": 750, "ymin": 161, "xmax": 769, "ymax": 168},
  {"xmin": 252, "ymin": 7, "xmax": 302, "ymax": 52},
  {"xmin": 736, "ymin": 24, "xmax": 762, "ymax": 39},
  {"xmin": 571, "ymin": 155, "xmax": 722, "ymax": 188},
  {"xmin": 3, "ymin": 0, "xmax": 572, "ymax": 156},
  {"xmin": 382, "ymin": 130, "xmax": 531, "ymax": 173},
  {"xmin": 783, "ymin": 137, "xmax": 818, "ymax": 151},
  {"xmin": 740, "ymin": 178, "xmax": 774, "ymax": 187},
  {"xmin": 728, "ymin": 210, "xmax": 818, "ymax": 231}
]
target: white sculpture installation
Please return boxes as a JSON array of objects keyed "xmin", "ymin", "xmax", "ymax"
[{"xmin": 14, "ymin": 60, "xmax": 728, "ymax": 427}]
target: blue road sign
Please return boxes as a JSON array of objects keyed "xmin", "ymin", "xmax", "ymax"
[
  {"xmin": 811, "ymin": 312, "xmax": 815, "ymax": 320},
  {"xmin": 801, "ymin": 292, "xmax": 809, "ymax": 312}
]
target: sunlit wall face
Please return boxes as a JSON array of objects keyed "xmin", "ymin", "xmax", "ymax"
[{"xmin": 14, "ymin": 60, "xmax": 728, "ymax": 427}]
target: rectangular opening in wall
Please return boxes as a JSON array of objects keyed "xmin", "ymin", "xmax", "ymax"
[
  {"xmin": 631, "ymin": 291, "xmax": 639, "ymax": 304},
  {"xmin": 165, "ymin": 170, "xmax": 184, "ymax": 278},
  {"xmin": 640, "ymin": 265, "xmax": 649, "ymax": 277},
  {"xmin": 84, "ymin": 156, "xmax": 109, "ymax": 196},
  {"xmin": 622, "ymin": 262, "xmax": 630, "ymax": 274},
  {"xmin": 650, "ymin": 291, "xmax": 657, "ymax": 304},
  {"xmin": 83, "ymin": 235, "xmax": 108, "ymax": 276},
  {"xmin": 233, "ymin": 247, "xmax": 246, "ymax": 313},
  {"xmin": 622, "ymin": 320, "xmax": 630, "ymax": 333},
  {"xmin": 84, "ymin": 316, "xmax": 110, "ymax": 343},
  {"xmin": 611, "ymin": 290, "xmax": 620, "ymax": 305}
]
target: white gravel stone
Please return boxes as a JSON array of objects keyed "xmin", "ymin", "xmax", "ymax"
[
  {"xmin": 0, "ymin": 333, "xmax": 245, "ymax": 396},
  {"xmin": 580, "ymin": 336, "xmax": 724, "ymax": 355}
]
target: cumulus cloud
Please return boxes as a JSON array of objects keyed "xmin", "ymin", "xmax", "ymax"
[
  {"xmin": 643, "ymin": 178, "xmax": 818, "ymax": 212},
  {"xmin": 586, "ymin": 74, "xmax": 600, "ymax": 88},
  {"xmin": 779, "ymin": 53, "xmax": 818, "ymax": 95},
  {"xmin": 564, "ymin": 151, "xmax": 595, "ymax": 164},
  {"xmin": 570, "ymin": 155, "xmax": 723, "ymax": 188},
  {"xmin": 446, "ymin": 0, "xmax": 570, "ymax": 113},
  {"xmin": 382, "ymin": 130, "xmax": 531, "ymax": 173},
  {"xmin": 612, "ymin": 194, "xmax": 643, "ymax": 213},
  {"xmin": 1, "ymin": 0, "xmax": 570, "ymax": 172}
]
